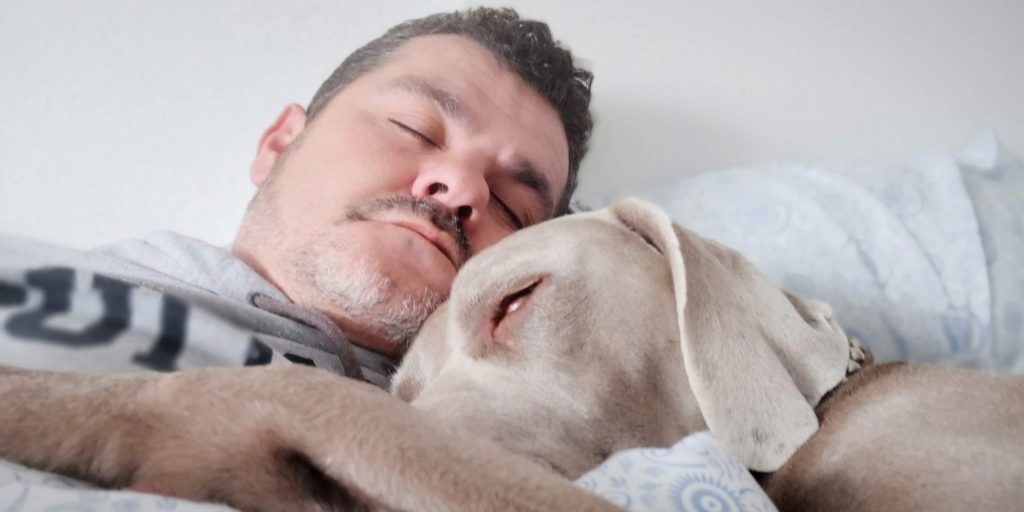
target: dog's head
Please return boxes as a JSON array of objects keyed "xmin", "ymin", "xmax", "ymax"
[{"xmin": 392, "ymin": 198, "xmax": 852, "ymax": 475}]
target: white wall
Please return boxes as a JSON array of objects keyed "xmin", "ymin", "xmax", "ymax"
[
  {"xmin": 2, "ymin": 0, "xmax": 1022, "ymax": 247},
  {"xmin": 492, "ymin": 0, "xmax": 1024, "ymax": 204},
  {"xmin": 0, "ymin": 0, "xmax": 461, "ymax": 247}
]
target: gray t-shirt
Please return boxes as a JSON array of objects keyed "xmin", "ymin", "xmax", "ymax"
[{"xmin": 0, "ymin": 231, "xmax": 396, "ymax": 388}]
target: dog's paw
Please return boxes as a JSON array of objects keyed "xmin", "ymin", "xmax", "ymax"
[{"xmin": 846, "ymin": 337, "xmax": 873, "ymax": 375}]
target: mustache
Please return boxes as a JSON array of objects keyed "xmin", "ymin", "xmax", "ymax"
[{"xmin": 344, "ymin": 196, "xmax": 471, "ymax": 264}]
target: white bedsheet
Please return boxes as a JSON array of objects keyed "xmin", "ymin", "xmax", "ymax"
[{"xmin": 0, "ymin": 458, "xmax": 231, "ymax": 511}]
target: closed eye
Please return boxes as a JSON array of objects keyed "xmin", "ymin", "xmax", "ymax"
[
  {"xmin": 389, "ymin": 119, "xmax": 439, "ymax": 148},
  {"xmin": 491, "ymin": 193, "xmax": 525, "ymax": 230}
]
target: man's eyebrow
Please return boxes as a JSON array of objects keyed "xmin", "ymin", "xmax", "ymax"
[
  {"xmin": 384, "ymin": 76, "xmax": 471, "ymax": 126},
  {"xmin": 510, "ymin": 159, "xmax": 555, "ymax": 220}
]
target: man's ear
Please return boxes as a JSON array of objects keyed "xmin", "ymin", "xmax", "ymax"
[{"xmin": 250, "ymin": 103, "xmax": 308, "ymax": 187}]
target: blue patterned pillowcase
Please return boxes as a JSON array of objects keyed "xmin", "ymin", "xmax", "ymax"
[{"xmin": 575, "ymin": 431, "xmax": 777, "ymax": 511}]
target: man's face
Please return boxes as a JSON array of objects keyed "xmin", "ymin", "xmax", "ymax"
[{"xmin": 235, "ymin": 34, "xmax": 570, "ymax": 356}]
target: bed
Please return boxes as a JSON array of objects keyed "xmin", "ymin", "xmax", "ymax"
[{"xmin": 2, "ymin": 133, "xmax": 1021, "ymax": 511}]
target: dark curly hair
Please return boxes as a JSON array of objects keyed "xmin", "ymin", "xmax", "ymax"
[{"xmin": 306, "ymin": 7, "xmax": 593, "ymax": 216}]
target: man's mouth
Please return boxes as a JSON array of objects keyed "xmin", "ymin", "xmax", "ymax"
[
  {"xmin": 390, "ymin": 219, "xmax": 461, "ymax": 268},
  {"xmin": 345, "ymin": 196, "xmax": 469, "ymax": 268}
]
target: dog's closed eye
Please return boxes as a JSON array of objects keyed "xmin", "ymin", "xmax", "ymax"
[{"xmin": 490, "ymin": 278, "xmax": 544, "ymax": 349}]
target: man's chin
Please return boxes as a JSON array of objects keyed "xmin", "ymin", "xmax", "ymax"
[
  {"xmin": 322, "ymin": 310, "xmax": 408, "ymax": 357},
  {"xmin": 379, "ymin": 288, "xmax": 446, "ymax": 346},
  {"xmin": 290, "ymin": 236, "xmax": 449, "ymax": 356},
  {"xmin": 353, "ymin": 331, "xmax": 409, "ymax": 358},
  {"xmin": 325, "ymin": 289, "xmax": 444, "ymax": 357}
]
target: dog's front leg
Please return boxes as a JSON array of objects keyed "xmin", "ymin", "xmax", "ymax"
[
  {"xmin": 0, "ymin": 364, "xmax": 157, "ymax": 487},
  {"xmin": 0, "ymin": 364, "xmax": 375, "ymax": 509},
  {"xmin": 0, "ymin": 364, "xmax": 625, "ymax": 512}
]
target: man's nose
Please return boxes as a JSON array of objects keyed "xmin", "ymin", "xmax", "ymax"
[{"xmin": 411, "ymin": 160, "xmax": 489, "ymax": 223}]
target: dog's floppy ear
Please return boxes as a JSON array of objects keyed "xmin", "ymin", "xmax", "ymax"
[{"xmin": 609, "ymin": 197, "xmax": 851, "ymax": 472}]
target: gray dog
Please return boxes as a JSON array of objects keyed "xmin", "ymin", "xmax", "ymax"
[
  {"xmin": 394, "ymin": 197, "xmax": 1024, "ymax": 510},
  {"xmin": 2, "ymin": 198, "xmax": 1023, "ymax": 511}
]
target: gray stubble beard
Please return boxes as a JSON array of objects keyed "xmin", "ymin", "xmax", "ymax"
[
  {"xmin": 300, "ymin": 239, "xmax": 443, "ymax": 348},
  {"xmin": 246, "ymin": 198, "xmax": 443, "ymax": 349},
  {"xmin": 242, "ymin": 146, "xmax": 455, "ymax": 350}
]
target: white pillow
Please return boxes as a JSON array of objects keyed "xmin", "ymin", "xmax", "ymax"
[{"xmin": 641, "ymin": 132, "xmax": 1022, "ymax": 372}]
